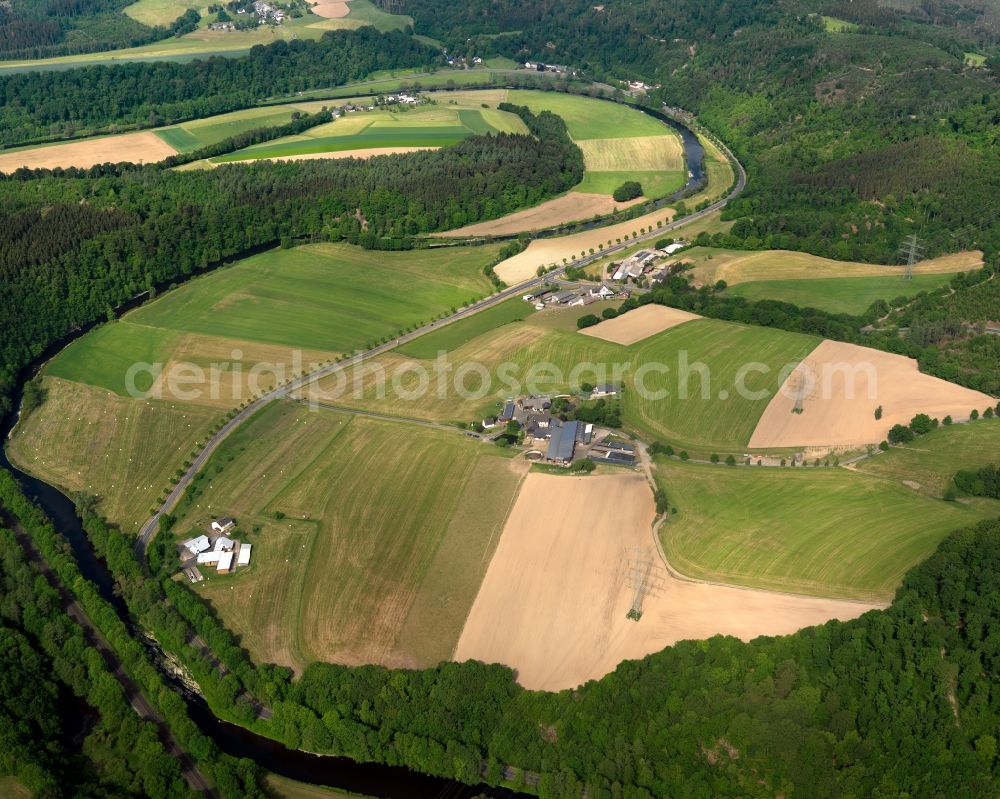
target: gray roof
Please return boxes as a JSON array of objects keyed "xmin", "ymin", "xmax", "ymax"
[
  {"xmin": 603, "ymin": 440, "xmax": 635, "ymax": 453},
  {"xmin": 547, "ymin": 420, "xmax": 578, "ymax": 462}
]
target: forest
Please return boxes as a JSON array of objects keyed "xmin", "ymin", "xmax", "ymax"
[
  {"xmin": 5, "ymin": 469, "xmax": 1000, "ymax": 798},
  {"xmin": 0, "ymin": 103, "xmax": 582, "ymax": 418},
  {"xmin": 0, "ymin": 0, "xmax": 197, "ymax": 60},
  {"xmin": 0, "ymin": 28, "xmax": 436, "ymax": 147},
  {"xmin": 390, "ymin": 0, "xmax": 1000, "ymax": 263}
]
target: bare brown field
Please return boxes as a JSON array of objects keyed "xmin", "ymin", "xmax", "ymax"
[
  {"xmin": 0, "ymin": 131, "xmax": 178, "ymax": 172},
  {"xmin": 440, "ymin": 192, "xmax": 643, "ymax": 238},
  {"xmin": 576, "ymin": 135, "xmax": 684, "ymax": 172},
  {"xmin": 748, "ymin": 339, "xmax": 995, "ymax": 450},
  {"xmin": 494, "ymin": 206, "xmax": 677, "ymax": 285},
  {"xmin": 691, "ymin": 249, "xmax": 984, "ymax": 287},
  {"xmin": 453, "ymin": 473, "xmax": 874, "ymax": 690},
  {"xmin": 580, "ymin": 304, "xmax": 702, "ymax": 345},
  {"xmin": 311, "ymin": 0, "xmax": 350, "ymax": 17}
]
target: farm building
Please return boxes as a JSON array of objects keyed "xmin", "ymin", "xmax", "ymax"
[
  {"xmin": 211, "ymin": 518, "xmax": 235, "ymax": 534},
  {"xmin": 546, "ymin": 420, "xmax": 580, "ymax": 464},
  {"xmin": 482, "ymin": 416, "xmax": 498, "ymax": 429},
  {"xmin": 182, "ymin": 535, "xmax": 211, "ymax": 555},
  {"xmin": 237, "ymin": 544, "xmax": 252, "ymax": 567},
  {"xmin": 591, "ymin": 384, "xmax": 619, "ymax": 398},
  {"xmin": 197, "ymin": 551, "xmax": 221, "ymax": 565},
  {"xmin": 214, "ymin": 536, "xmax": 235, "ymax": 552},
  {"xmin": 216, "ymin": 551, "xmax": 234, "ymax": 574}
]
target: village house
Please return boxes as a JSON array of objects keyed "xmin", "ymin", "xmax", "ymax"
[
  {"xmin": 590, "ymin": 384, "xmax": 619, "ymax": 399},
  {"xmin": 182, "ymin": 535, "xmax": 211, "ymax": 555}
]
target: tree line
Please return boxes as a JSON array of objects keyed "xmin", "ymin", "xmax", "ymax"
[
  {"xmin": 0, "ymin": 28, "xmax": 437, "ymax": 147},
  {"xmin": 0, "ymin": 0, "xmax": 199, "ymax": 60}
]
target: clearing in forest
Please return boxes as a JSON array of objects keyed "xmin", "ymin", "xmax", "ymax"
[{"xmin": 0, "ymin": 131, "xmax": 178, "ymax": 172}]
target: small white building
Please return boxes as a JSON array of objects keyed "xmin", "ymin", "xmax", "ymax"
[
  {"xmin": 197, "ymin": 551, "xmax": 221, "ymax": 565},
  {"xmin": 214, "ymin": 536, "xmax": 235, "ymax": 552},
  {"xmin": 211, "ymin": 518, "xmax": 235, "ymax": 534},
  {"xmin": 183, "ymin": 535, "xmax": 211, "ymax": 555},
  {"xmin": 591, "ymin": 384, "xmax": 619, "ymax": 398},
  {"xmin": 237, "ymin": 544, "xmax": 252, "ymax": 567}
]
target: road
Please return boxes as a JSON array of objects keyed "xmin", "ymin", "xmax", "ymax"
[{"xmin": 136, "ymin": 126, "xmax": 746, "ymax": 556}]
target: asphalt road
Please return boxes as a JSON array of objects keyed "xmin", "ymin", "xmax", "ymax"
[{"xmin": 135, "ymin": 132, "xmax": 746, "ymax": 556}]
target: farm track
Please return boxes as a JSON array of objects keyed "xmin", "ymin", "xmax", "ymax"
[{"xmin": 136, "ymin": 115, "xmax": 746, "ymax": 556}]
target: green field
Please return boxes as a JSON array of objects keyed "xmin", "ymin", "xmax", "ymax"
[
  {"xmin": 124, "ymin": 0, "xmax": 195, "ymax": 26},
  {"xmin": 623, "ymin": 319, "xmax": 817, "ymax": 453},
  {"xmin": 726, "ymin": 273, "xmax": 954, "ymax": 315},
  {"xmin": 964, "ymin": 52, "xmax": 987, "ymax": 66},
  {"xmin": 266, "ymin": 774, "xmax": 372, "ymax": 799},
  {"xmin": 507, "ymin": 90, "xmax": 668, "ymax": 140},
  {"xmin": 396, "ymin": 297, "xmax": 535, "ymax": 358},
  {"xmin": 576, "ymin": 169, "xmax": 685, "ymax": 198},
  {"xmin": 855, "ymin": 418, "xmax": 1000, "ymax": 497},
  {"xmin": 12, "ymin": 243, "xmax": 500, "ymax": 531},
  {"xmin": 155, "ymin": 106, "xmax": 305, "ymax": 151},
  {"xmin": 213, "ymin": 102, "xmax": 528, "ymax": 161},
  {"xmin": 655, "ymin": 457, "xmax": 996, "ymax": 600},
  {"xmin": 125, "ymin": 243, "xmax": 496, "ymax": 353},
  {"xmin": 821, "ymin": 15, "xmax": 859, "ymax": 32},
  {"xmin": 176, "ymin": 401, "xmax": 525, "ymax": 672}
]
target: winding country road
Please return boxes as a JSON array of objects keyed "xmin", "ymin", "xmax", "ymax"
[{"xmin": 136, "ymin": 120, "xmax": 746, "ymax": 556}]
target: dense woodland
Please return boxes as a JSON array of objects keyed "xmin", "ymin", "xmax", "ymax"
[
  {"xmin": 394, "ymin": 0, "xmax": 1000, "ymax": 263},
  {"xmin": 0, "ymin": 29, "xmax": 435, "ymax": 146},
  {"xmin": 0, "ymin": 101, "xmax": 582, "ymax": 417},
  {"xmin": 0, "ymin": 0, "xmax": 197, "ymax": 60}
]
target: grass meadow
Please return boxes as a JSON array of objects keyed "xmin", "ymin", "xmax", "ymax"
[
  {"xmin": 855, "ymin": 418, "xmax": 1000, "ymax": 498},
  {"xmin": 214, "ymin": 102, "xmax": 528, "ymax": 162},
  {"xmin": 396, "ymin": 297, "xmax": 536, "ymax": 358},
  {"xmin": 178, "ymin": 401, "xmax": 525, "ymax": 672},
  {"xmin": 725, "ymin": 273, "xmax": 954, "ymax": 314},
  {"xmin": 7, "ymin": 377, "xmax": 219, "ymax": 532},
  {"xmin": 655, "ymin": 456, "xmax": 996, "ymax": 600}
]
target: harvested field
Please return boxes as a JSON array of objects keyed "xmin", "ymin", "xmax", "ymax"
[
  {"xmin": 690, "ymin": 248, "xmax": 983, "ymax": 287},
  {"xmin": 454, "ymin": 473, "xmax": 875, "ymax": 690},
  {"xmin": 311, "ymin": 0, "xmax": 350, "ymax": 17},
  {"xmin": 0, "ymin": 131, "xmax": 177, "ymax": 172},
  {"xmin": 580, "ymin": 304, "xmax": 702, "ymax": 345},
  {"xmin": 440, "ymin": 192, "xmax": 643, "ymax": 237},
  {"xmin": 226, "ymin": 146, "xmax": 439, "ymax": 163},
  {"xmin": 577, "ymin": 135, "xmax": 684, "ymax": 172},
  {"xmin": 494, "ymin": 206, "xmax": 677, "ymax": 285},
  {"xmin": 748, "ymin": 339, "xmax": 995, "ymax": 449}
]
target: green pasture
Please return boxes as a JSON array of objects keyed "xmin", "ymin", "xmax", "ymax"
[
  {"xmin": 623, "ymin": 319, "xmax": 817, "ymax": 453},
  {"xmin": 507, "ymin": 90, "xmax": 668, "ymax": 140},
  {"xmin": 576, "ymin": 169, "xmax": 685, "ymax": 198},
  {"xmin": 821, "ymin": 15, "xmax": 859, "ymax": 32},
  {"xmin": 125, "ymin": 243, "xmax": 497, "ymax": 353},
  {"xmin": 726, "ymin": 273, "xmax": 953, "ymax": 315},
  {"xmin": 156, "ymin": 106, "xmax": 301, "ymax": 151},
  {"xmin": 397, "ymin": 297, "xmax": 536, "ymax": 358},
  {"xmin": 855, "ymin": 418, "xmax": 1000, "ymax": 498},
  {"xmin": 216, "ymin": 125, "xmax": 470, "ymax": 160},
  {"xmin": 656, "ymin": 457, "xmax": 994, "ymax": 600}
]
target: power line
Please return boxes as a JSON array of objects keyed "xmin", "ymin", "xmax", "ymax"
[{"xmin": 898, "ymin": 233, "xmax": 923, "ymax": 281}]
